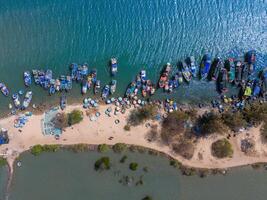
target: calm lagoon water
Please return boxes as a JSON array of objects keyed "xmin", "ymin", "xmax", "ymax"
[
  {"xmin": 0, "ymin": 0, "xmax": 266, "ymax": 113},
  {"xmin": 6, "ymin": 151, "xmax": 267, "ymax": 200}
]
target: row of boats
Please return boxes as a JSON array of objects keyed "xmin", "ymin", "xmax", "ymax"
[
  {"xmin": 1, "ymin": 53, "xmax": 267, "ymax": 111},
  {"xmin": 11, "ymin": 91, "xmax": 33, "ymax": 110}
]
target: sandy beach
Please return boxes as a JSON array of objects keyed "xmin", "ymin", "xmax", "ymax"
[{"xmin": 0, "ymin": 104, "xmax": 267, "ymax": 173}]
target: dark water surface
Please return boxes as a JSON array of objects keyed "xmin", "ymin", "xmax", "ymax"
[
  {"xmin": 7, "ymin": 151, "xmax": 267, "ymax": 200},
  {"xmin": 0, "ymin": 0, "xmax": 266, "ymax": 113}
]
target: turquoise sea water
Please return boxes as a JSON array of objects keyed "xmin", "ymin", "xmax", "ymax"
[
  {"xmin": 0, "ymin": 0, "xmax": 266, "ymax": 113},
  {"xmin": 7, "ymin": 151, "xmax": 267, "ymax": 200}
]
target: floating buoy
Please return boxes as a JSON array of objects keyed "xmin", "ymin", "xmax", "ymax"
[{"xmin": 17, "ymin": 161, "xmax": 22, "ymax": 167}]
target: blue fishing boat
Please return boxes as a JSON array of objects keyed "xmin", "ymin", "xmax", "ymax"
[
  {"xmin": 0, "ymin": 83, "xmax": 9, "ymax": 96},
  {"xmin": 226, "ymin": 58, "xmax": 235, "ymax": 83},
  {"xmin": 12, "ymin": 93, "xmax": 21, "ymax": 108},
  {"xmin": 66, "ymin": 76, "xmax": 72, "ymax": 90},
  {"xmin": 49, "ymin": 83, "xmax": 56, "ymax": 95},
  {"xmin": 44, "ymin": 70, "xmax": 53, "ymax": 89},
  {"xmin": 136, "ymin": 75, "xmax": 142, "ymax": 89},
  {"xmin": 186, "ymin": 56, "xmax": 198, "ymax": 78},
  {"xmin": 81, "ymin": 79, "xmax": 88, "ymax": 94},
  {"xmin": 102, "ymin": 85, "xmax": 110, "ymax": 99},
  {"xmin": 110, "ymin": 80, "xmax": 117, "ymax": 94},
  {"xmin": 110, "ymin": 58, "xmax": 118, "ymax": 76},
  {"xmin": 245, "ymin": 50, "xmax": 256, "ymax": 64},
  {"xmin": 23, "ymin": 71, "xmax": 32, "ymax": 87},
  {"xmin": 70, "ymin": 63, "xmax": 78, "ymax": 80},
  {"xmin": 140, "ymin": 70, "xmax": 147, "ymax": 83},
  {"xmin": 199, "ymin": 54, "xmax": 212, "ymax": 80},
  {"xmin": 252, "ymin": 79, "xmax": 261, "ymax": 97},
  {"xmin": 60, "ymin": 95, "xmax": 67, "ymax": 110},
  {"xmin": 22, "ymin": 91, "xmax": 33, "ymax": 109},
  {"xmin": 261, "ymin": 68, "xmax": 267, "ymax": 95},
  {"xmin": 80, "ymin": 64, "xmax": 89, "ymax": 77},
  {"xmin": 94, "ymin": 80, "xmax": 101, "ymax": 94},
  {"xmin": 60, "ymin": 75, "xmax": 67, "ymax": 91},
  {"xmin": 90, "ymin": 69, "xmax": 97, "ymax": 84}
]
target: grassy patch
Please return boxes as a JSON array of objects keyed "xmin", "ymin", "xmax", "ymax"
[
  {"xmin": 127, "ymin": 105, "xmax": 157, "ymax": 126},
  {"xmin": 68, "ymin": 109, "xmax": 83, "ymax": 126},
  {"xmin": 211, "ymin": 139, "xmax": 233, "ymax": 158},
  {"xmin": 112, "ymin": 143, "xmax": 127, "ymax": 153},
  {"xmin": 98, "ymin": 144, "xmax": 110, "ymax": 153}
]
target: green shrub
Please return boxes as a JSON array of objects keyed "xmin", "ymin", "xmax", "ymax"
[
  {"xmin": 142, "ymin": 196, "xmax": 153, "ymax": 200},
  {"xmin": 127, "ymin": 105, "xmax": 157, "ymax": 126},
  {"xmin": 211, "ymin": 139, "xmax": 233, "ymax": 158},
  {"xmin": 120, "ymin": 155, "xmax": 128, "ymax": 163},
  {"xmin": 113, "ymin": 143, "xmax": 127, "ymax": 153},
  {"xmin": 129, "ymin": 162, "xmax": 138, "ymax": 171},
  {"xmin": 68, "ymin": 144, "xmax": 89, "ymax": 153},
  {"xmin": 169, "ymin": 159, "xmax": 181, "ymax": 168},
  {"xmin": 161, "ymin": 111, "xmax": 191, "ymax": 144},
  {"xmin": 172, "ymin": 140, "xmax": 195, "ymax": 159},
  {"xmin": 98, "ymin": 144, "xmax": 110, "ymax": 153},
  {"xmin": 197, "ymin": 112, "xmax": 227, "ymax": 135},
  {"xmin": 42, "ymin": 144, "xmax": 60, "ymax": 152},
  {"xmin": 94, "ymin": 157, "xmax": 111, "ymax": 171},
  {"xmin": 222, "ymin": 111, "xmax": 246, "ymax": 132},
  {"xmin": 0, "ymin": 157, "xmax": 7, "ymax": 167},
  {"xmin": 31, "ymin": 145, "xmax": 44, "ymax": 156},
  {"xmin": 242, "ymin": 102, "xmax": 267, "ymax": 125},
  {"xmin": 68, "ymin": 109, "xmax": 83, "ymax": 126},
  {"xmin": 124, "ymin": 124, "xmax": 131, "ymax": 131}
]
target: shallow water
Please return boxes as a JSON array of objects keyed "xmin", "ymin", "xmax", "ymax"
[
  {"xmin": 7, "ymin": 151, "xmax": 267, "ymax": 200},
  {"xmin": 0, "ymin": 0, "xmax": 266, "ymax": 113}
]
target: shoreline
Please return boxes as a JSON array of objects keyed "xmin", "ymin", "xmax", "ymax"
[{"xmin": 1, "ymin": 103, "xmax": 267, "ymax": 178}]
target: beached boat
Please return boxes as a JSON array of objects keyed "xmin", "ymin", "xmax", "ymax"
[
  {"xmin": 226, "ymin": 58, "xmax": 235, "ymax": 83},
  {"xmin": 110, "ymin": 80, "xmax": 117, "ymax": 94},
  {"xmin": 110, "ymin": 58, "xmax": 118, "ymax": 76},
  {"xmin": 22, "ymin": 91, "xmax": 33, "ymax": 109},
  {"xmin": 81, "ymin": 79, "xmax": 88, "ymax": 94},
  {"xmin": 70, "ymin": 63, "xmax": 78, "ymax": 80},
  {"xmin": 245, "ymin": 50, "xmax": 256, "ymax": 64},
  {"xmin": 90, "ymin": 69, "xmax": 97, "ymax": 84},
  {"xmin": 158, "ymin": 63, "xmax": 171, "ymax": 88},
  {"xmin": 23, "ymin": 71, "xmax": 32, "ymax": 87},
  {"xmin": 179, "ymin": 61, "xmax": 192, "ymax": 83},
  {"xmin": 261, "ymin": 68, "xmax": 267, "ymax": 95},
  {"xmin": 186, "ymin": 56, "xmax": 198, "ymax": 78},
  {"xmin": 140, "ymin": 70, "xmax": 147, "ymax": 83},
  {"xmin": 60, "ymin": 95, "xmax": 67, "ymax": 110},
  {"xmin": 12, "ymin": 93, "xmax": 20, "ymax": 108},
  {"xmin": 199, "ymin": 54, "xmax": 212, "ymax": 80},
  {"xmin": 125, "ymin": 82, "xmax": 136, "ymax": 98},
  {"xmin": 94, "ymin": 80, "xmax": 101, "ymax": 94},
  {"xmin": 235, "ymin": 60, "xmax": 243, "ymax": 85},
  {"xmin": 217, "ymin": 68, "xmax": 228, "ymax": 93},
  {"xmin": 102, "ymin": 85, "xmax": 110, "ymax": 99},
  {"xmin": 0, "ymin": 83, "xmax": 9, "ymax": 96},
  {"xmin": 211, "ymin": 57, "xmax": 224, "ymax": 81}
]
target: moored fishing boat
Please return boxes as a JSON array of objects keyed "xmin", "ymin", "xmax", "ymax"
[
  {"xmin": 66, "ymin": 76, "xmax": 72, "ymax": 90},
  {"xmin": 12, "ymin": 93, "xmax": 20, "ymax": 108},
  {"xmin": 158, "ymin": 63, "xmax": 171, "ymax": 89},
  {"xmin": 94, "ymin": 80, "xmax": 101, "ymax": 94},
  {"xmin": 186, "ymin": 56, "xmax": 198, "ymax": 78},
  {"xmin": 70, "ymin": 63, "xmax": 78, "ymax": 80},
  {"xmin": 179, "ymin": 61, "xmax": 192, "ymax": 83},
  {"xmin": 60, "ymin": 95, "xmax": 67, "ymax": 110},
  {"xmin": 102, "ymin": 85, "xmax": 110, "ymax": 99},
  {"xmin": 55, "ymin": 79, "xmax": 61, "ymax": 91},
  {"xmin": 245, "ymin": 50, "xmax": 256, "ymax": 65},
  {"xmin": 235, "ymin": 60, "xmax": 243, "ymax": 85},
  {"xmin": 49, "ymin": 82, "xmax": 56, "ymax": 95},
  {"xmin": 110, "ymin": 58, "xmax": 118, "ymax": 76},
  {"xmin": 140, "ymin": 70, "xmax": 147, "ymax": 83},
  {"xmin": 226, "ymin": 58, "xmax": 235, "ymax": 83},
  {"xmin": 81, "ymin": 79, "xmax": 88, "ymax": 94},
  {"xmin": 125, "ymin": 81, "xmax": 136, "ymax": 98},
  {"xmin": 0, "ymin": 83, "xmax": 9, "ymax": 96},
  {"xmin": 211, "ymin": 57, "xmax": 223, "ymax": 81},
  {"xmin": 199, "ymin": 54, "xmax": 212, "ymax": 80},
  {"xmin": 22, "ymin": 91, "xmax": 33, "ymax": 109},
  {"xmin": 136, "ymin": 75, "xmax": 142, "ymax": 89},
  {"xmin": 242, "ymin": 63, "xmax": 250, "ymax": 82},
  {"xmin": 261, "ymin": 68, "xmax": 267, "ymax": 95},
  {"xmin": 217, "ymin": 68, "xmax": 228, "ymax": 93},
  {"xmin": 110, "ymin": 80, "xmax": 117, "ymax": 94},
  {"xmin": 252, "ymin": 79, "xmax": 261, "ymax": 97},
  {"xmin": 23, "ymin": 71, "xmax": 32, "ymax": 87},
  {"xmin": 90, "ymin": 69, "xmax": 97, "ymax": 84}
]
